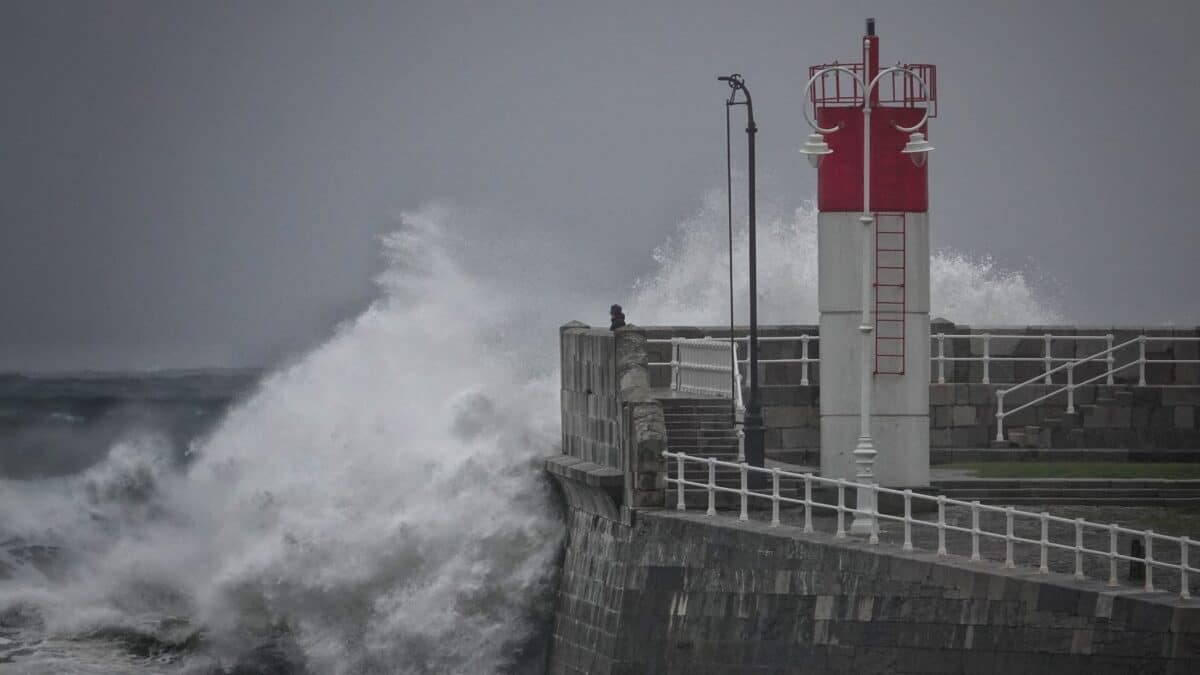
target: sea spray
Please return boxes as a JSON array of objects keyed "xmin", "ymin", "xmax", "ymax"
[
  {"xmin": 2, "ymin": 205, "xmax": 566, "ymax": 673},
  {"xmin": 628, "ymin": 191, "xmax": 1063, "ymax": 325}
]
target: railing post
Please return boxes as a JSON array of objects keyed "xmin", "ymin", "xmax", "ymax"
[
  {"xmin": 801, "ymin": 334, "xmax": 811, "ymax": 386},
  {"xmin": 736, "ymin": 416, "xmax": 746, "ymax": 464},
  {"xmin": 706, "ymin": 457, "xmax": 716, "ymax": 517},
  {"xmin": 1066, "ymin": 365, "xmax": 1076, "ymax": 414},
  {"xmin": 903, "ymin": 490, "xmax": 913, "ymax": 551},
  {"xmin": 936, "ymin": 333, "xmax": 946, "ymax": 384},
  {"xmin": 739, "ymin": 463, "xmax": 749, "ymax": 522},
  {"xmin": 869, "ymin": 484, "xmax": 880, "ymax": 545},
  {"xmin": 995, "ymin": 391, "xmax": 1006, "ymax": 443},
  {"xmin": 981, "ymin": 333, "xmax": 991, "ymax": 385},
  {"xmin": 1039, "ymin": 512, "xmax": 1049, "ymax": 574},
  {"xmin": 803, "ymin": 473, "xmax": 814, "ymax": 533},
  {"xmin": 1074, "ymin": 518, "xmax": 1085, "ymax": 580},
  {"xmin": 670, "ymin": 338, "xmax": 680, "ymax": 391},
  {"xmin": 1044, "ymin": 333, "xmax": 1053, "ymax": 384},
  {"xmin": 1105, "ymin": 333, "xmax": 1115, "ymax": 385},
  {"xmin": 936, "ymin": 495, "xmax": 947, "ymax": 557},
  {"xmin": 770, "ymin": 468, "xmax": 781, "ymax": 527},
  {"xmin": 1182, "ymin": 536, "xmax": 1191, "ymax": 600},
  {"xmin": 1144, "ymin": 531, "xmax": 1154, "ymax": 592},
  {"xmin": 836, "ymin": 480, "xmax": 846, "ymax": 539},
  {"xmin": 970, "ymin": 501, "xmax": 981, "ymax": 561},
  {"xmin": 1138, "ymin": 335, "xmax": 1147, "ymax": 386},
  {"xmin": 675, "ymin": 454, "xmax": 685, "ymax": 511},
  {"xmin": 1005, "ymin": 506, "xmax": 1015, "ymax": 568},
  {"xmin": 1108, "ymin": 523, "xmax": 1119, "ymax": 587}
]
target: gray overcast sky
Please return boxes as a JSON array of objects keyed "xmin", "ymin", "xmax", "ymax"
[{"xmin": 2, "ymin": 1, "xmax": 1198, "ymax": 371}]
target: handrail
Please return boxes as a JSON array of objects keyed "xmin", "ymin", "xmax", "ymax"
[
  {"xmin": 731, "ymin": 345, "xmax": 746, "ymax": 463},
  {"xmin": 995, "ymin": 335, "xmax": 1141, "ymax": 442},
  {"xmin": 662, "ymin": 449, "xmax": 1197, "ymax": 599}
]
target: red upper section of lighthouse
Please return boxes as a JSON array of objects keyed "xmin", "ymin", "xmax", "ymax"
[{"xmin": 811, "ymin": 31, "xmax": 937, "ymax": 213}]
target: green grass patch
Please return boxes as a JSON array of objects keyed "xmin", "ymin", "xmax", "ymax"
[{"xmin": 940, "ymin": 462, "xmax": 1200, "ymax": 479}]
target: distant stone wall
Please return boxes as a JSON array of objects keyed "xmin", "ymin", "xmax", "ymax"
[
  {"xmin": 547, "ymin": 495, "xmax": 1200, "ymax": 674},
  {"xmin": 931, "ymin": 383, "xmax": 1200, "ymax": 450}
]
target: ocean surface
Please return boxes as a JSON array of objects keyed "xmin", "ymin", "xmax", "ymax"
[{"xmin": 0, "ymin": 199, "xmax": 1061, "ymax": 674}]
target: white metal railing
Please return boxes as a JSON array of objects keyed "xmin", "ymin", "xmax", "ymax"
[
  {"xmin": 732, "ymin": 335, "xmax": 817, "ymax": 386},
  {"xmin": 662, "ymin": 449, "xmax": 1197, "ymax": 599},
  {"xmin": 934, "ymin": 332, "xmax": 1115, "ymax": 385},
  {"xmin": 649, "ymin": 335, "xmax": 818, "ymax": 386},
  {"xmin": 995, "ymin": 335, "xmax": 1200, "ymax": 442},
  {"xmin": 650, "ymin": 332, "xmax": 1200, "ymax": 386}
]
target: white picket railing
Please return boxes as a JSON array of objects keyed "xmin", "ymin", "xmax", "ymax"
[
  {"xmin": 663, "ymin": 449, "xmax": 1197, "ymax": 599},
  {"xmin": 649, "ymin": 335, "xmax": 817, "ymax": 386},
  {"xmin": 995, "ymin": 335, "xmax": 1200, "ymax": 442},
  {"xmin": 934, "ymin": 332, "xmax": 1115, "ymax": 385},
  {"xmin": 650, "ymin": 332, "xmax": 1200, "ymax": 386}
]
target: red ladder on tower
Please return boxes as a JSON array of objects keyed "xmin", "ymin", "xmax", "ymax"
[{"xmin": 874, "ymin": 212, "xmax": 906, "ymax": 375}]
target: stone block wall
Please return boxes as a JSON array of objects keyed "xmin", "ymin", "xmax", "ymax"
[
  {"xmin": 561, "ymin": 322, "xmax": 622, "ymax": 469},
  {"xmin": 546, "ymin": 491, "xmax": 1200, "ymax": 674},
  {"xmin": 756, "ymin": 384, "xmax": 1200, "ymax": 456},
  {"xmin": 930, "ymin": 384, "xmax": 1200, "ymax": 450},
  {"xmin": 559, "ymin": 322, "xmax": 667, "ymax": 510}
]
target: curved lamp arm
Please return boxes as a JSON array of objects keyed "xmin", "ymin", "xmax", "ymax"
[
  {"xmin": 800, "ymin": 66, "xmax": 863, "ymax": 134},
  {"xmin": 867, "ymin": 65, "xmax": 934, "ymax": 134}
]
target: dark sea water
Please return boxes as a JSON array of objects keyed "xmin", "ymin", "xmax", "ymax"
[
  {"xmin": 0, "ymin": 371, "xmax": 271, "ymax": 673},
  {"xmin": 0, "ymin": 371, "xmax": 260, "ymax": 480}
]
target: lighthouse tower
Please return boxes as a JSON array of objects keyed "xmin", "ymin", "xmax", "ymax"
[{"xmin": 810, "ymin": 21, "xmax": 937, "ymax": 488}]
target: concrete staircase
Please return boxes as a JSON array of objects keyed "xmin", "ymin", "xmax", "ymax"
[
  {"xmin": 661, "ymin": 397, "xmax": 751, "ymax": 507},
  {"xmin": 930, "ymin": 478, "xmax": 1200, "ymax": 506},
  {"xmin": 662, "ymin": 397, "xmax": 739, "ymax": 469}
]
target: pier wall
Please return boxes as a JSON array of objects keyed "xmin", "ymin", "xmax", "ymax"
[{"xmin": 545, "ymin": 480, "xmax": 1200, "ymax": 674}]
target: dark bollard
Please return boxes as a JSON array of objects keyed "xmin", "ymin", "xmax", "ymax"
[{"xmin": 1128, "ymin": 538, "xmax": 1145, "ymax": 582}]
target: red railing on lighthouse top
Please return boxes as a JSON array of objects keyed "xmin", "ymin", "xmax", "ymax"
[{"xmin": 807, "ymin": 62, "xmax": 938, "ymax": 118}]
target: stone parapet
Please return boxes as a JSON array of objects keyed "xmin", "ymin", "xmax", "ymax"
[
  {"xmin": 556, "ymin": 321, "xmax": 666, "ymax": 516},
  {"xmin": 560, "ymin": 322, "xmax": 621, "ymax": 469}
]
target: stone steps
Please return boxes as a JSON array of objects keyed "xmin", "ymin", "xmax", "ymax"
[{"xmin": 661, "ymin": 397, "xmax": 744, "ymax": 492}]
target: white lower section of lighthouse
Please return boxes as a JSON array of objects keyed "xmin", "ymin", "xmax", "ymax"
[{"xmin": 818, "ymin": 211, "xmax": 930, "ymax": 487}]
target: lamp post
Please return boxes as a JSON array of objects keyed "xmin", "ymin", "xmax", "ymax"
[
  {"xmin": 718, "ymin": 74, "xmax": 765, "ymax": 470},
  {"xmin": 799, "ymin": 63, "xmax": 933, "ymax": 535}
]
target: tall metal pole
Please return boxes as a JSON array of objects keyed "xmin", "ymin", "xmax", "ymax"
[
  {"xmin": 718, "ymin": 74, "xmax": 765, "ymax": 470},
  {"xmin": 850, "ymin": 73, "xmax": 878, "ymax": 536}
]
